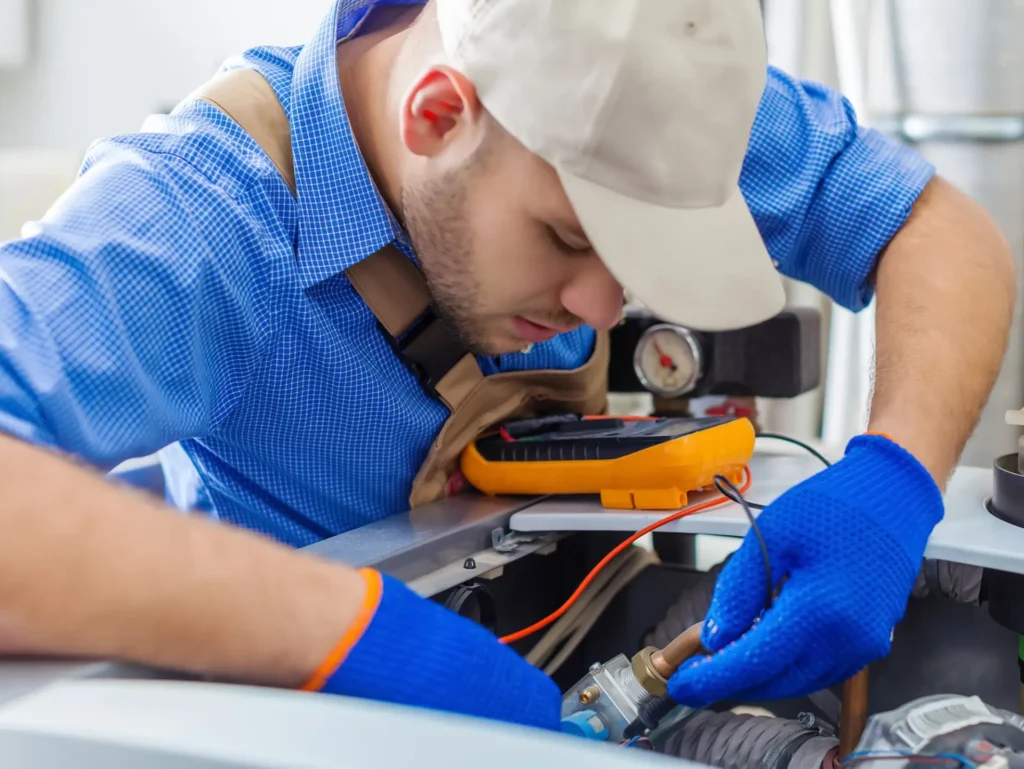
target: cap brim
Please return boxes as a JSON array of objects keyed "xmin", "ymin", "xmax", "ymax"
[{"xmin": 558, "ymin": 169, "xmax": 786, "ymax": 332}]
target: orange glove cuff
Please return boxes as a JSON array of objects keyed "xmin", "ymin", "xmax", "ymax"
[
  {"xmin": 300, "ymin": 567, "xmax": 384, "ymax": 692},
  {"xmin": 865, "ymin": 430, "xmax": 895, "ymax": 443}
]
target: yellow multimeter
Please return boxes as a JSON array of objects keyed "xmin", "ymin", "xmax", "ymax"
[{"xmin": 460, "ymin": 414, "xmax": 755, "ymax": 510}]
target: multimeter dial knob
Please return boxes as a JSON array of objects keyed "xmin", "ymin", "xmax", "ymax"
[{"xmin": 633, "ymin": 324, "xmax": 703, "ymax": 398}]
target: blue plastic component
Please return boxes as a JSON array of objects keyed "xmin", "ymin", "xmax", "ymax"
[{"xmin": 560, "ymin": 710, "xmax": 609, "ymax": 740}]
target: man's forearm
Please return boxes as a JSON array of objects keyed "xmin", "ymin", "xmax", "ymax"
[
  {"xmin": 0, "ymin": 431, "xmax": 364, "ymax": 687},
  {"xmin": 868, "ymin": 175, "xmax": 1016, "ymax": 488}
]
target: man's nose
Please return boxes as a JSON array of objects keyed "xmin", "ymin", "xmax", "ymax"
[{"xmin": 560, "ymin": 258, "xmax": 624, "ymax": 331}]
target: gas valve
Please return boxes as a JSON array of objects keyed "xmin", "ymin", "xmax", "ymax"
[{"xmin": 559, "ymin": 622, "xmax": 706, "ymax": 743}]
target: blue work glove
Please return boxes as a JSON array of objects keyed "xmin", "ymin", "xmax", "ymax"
[
  {"xmin": 668, "ymin": 433, "xmax": 944, "ymax": 707},
  {"xmin": 310, "ymin": 568, "xmax": 561, "ymax": 731}
]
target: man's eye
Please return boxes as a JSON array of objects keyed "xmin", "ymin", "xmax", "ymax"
[{"xmin": 546, "ymin": 226, "xmax": 591, "ymax": 255}]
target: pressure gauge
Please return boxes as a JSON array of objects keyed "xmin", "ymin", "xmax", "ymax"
[{"xmin": 633, "ymin": 324, "xmax": 703, "ymax": 398}]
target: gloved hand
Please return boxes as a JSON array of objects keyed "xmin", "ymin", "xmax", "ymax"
[
  {"xmin": 306, "ymin": 568, "xmax": 562, "ymax": 731},
  {"xmin": 667, "ymin": 433, "xmax": 944, "ymax": 707}
]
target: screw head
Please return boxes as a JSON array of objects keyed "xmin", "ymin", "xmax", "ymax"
[{"xmin": 463, "ymin": 558, "xmax": 476, "ymax": 570}]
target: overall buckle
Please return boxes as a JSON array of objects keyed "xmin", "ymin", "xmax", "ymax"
[{"xmin": 380, "ymin": 308, "xmax": 468, "ymax": 399}]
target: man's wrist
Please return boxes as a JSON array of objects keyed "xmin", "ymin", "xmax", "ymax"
[
  {"xmin": 301, "ymin": 567, "xmax": 382, "ymax": 692},
  {"xmin": 863, "ymin": 419, "xmax": 957, "ymax": 491}
]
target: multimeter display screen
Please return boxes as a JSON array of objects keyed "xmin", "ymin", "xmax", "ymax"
[{"xmin": 476, "ymin": 415, "xmax": 736, "ymax": 462}]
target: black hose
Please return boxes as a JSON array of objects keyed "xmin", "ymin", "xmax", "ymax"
[{"xmin": 659, "ymin": 710, "xmax": 838, "ymax": 769}]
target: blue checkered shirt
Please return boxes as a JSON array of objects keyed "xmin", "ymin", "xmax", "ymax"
[{"xmin": 0, "ymin": 0, "xmax": 935, "ymax": 547}]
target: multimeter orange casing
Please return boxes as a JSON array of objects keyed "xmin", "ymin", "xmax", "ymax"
[{"xmin": 460, "ymin": 415, "xmax": 755, "ymax": 510}]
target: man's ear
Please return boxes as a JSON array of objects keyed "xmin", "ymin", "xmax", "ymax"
[{"xmin": 400, "ymin": 65, "xmax": 482, "ymax": 158}]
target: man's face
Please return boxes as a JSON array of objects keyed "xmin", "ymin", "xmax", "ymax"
[{"xmin": 401, "ymin": 128, "xmax": 625, "ymax": 357}]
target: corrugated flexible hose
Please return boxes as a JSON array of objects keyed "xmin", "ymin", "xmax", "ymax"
[
  {"xmin": 660, "ymin": 710, "xmax": 838, "ymax": 769},
  {"xmin": 644, "ymin": 562, "xmax": 839, "ymax": 767}
]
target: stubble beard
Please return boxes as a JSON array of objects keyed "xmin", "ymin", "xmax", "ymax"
[{"xmin": 401, "ymin": 169, "xmax": 499, "ymax": 356}]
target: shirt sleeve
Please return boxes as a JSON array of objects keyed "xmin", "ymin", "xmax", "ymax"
[
  {"xmin": 0, "ymin": 140, "xmax": 274, "ymax": 470},
  {"xmin": 741, "ymin": 66, "xmax": 937, "ymax": 311}
]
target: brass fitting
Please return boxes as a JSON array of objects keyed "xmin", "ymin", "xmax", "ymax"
[
  {"xmin": 630, "ymin": 622, "xmax": 707, "ymax": 697},
  {"xmin": 631, "ymin": 646, "xmax": 669, "ymax": 697}
]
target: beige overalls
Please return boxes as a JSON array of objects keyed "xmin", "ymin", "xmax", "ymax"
[{"xmin": 193, "ymin": 68, "xmax": 610, "ymax": 508}]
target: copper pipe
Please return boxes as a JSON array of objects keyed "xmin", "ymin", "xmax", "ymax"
[
  {"xmin": 839, "ymin": 669, "xmax": 869, "ymax": 758},
  {"xmin": 651, "ymin": 622, "xmax": 706, "ymax": 679}
]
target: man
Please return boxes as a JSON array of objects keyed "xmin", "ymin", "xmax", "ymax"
[{"xmin": 0, "ymin": 0, "xmax": 1014, "ymax": 734}]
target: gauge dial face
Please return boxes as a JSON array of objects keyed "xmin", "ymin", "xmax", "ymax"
[{"xmin": 633, "ymin": 324, "xmax": 702, "ymax": 398}]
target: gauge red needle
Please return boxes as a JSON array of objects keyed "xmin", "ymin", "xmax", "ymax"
[{"xmin": 652, "ymin": 340, "xmax": 674, "ymax": 369}]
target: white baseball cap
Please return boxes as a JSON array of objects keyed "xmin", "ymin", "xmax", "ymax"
[{"xmin": 436, "ymin": 0, "xmax": 785, "ymax": 332}]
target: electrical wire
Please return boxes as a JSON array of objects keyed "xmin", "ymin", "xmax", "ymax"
[
  {"xmin": 525, "ymin": 547, "xmax": 639, "ymax": 666},
  {"xmin": 527, "ymin": 545, "xmax": 659, "ymax": 674},
  {"xmin": 708, "ymin": 434, "xmax": 837, "ymax": 608},
  {"xmin": 841, "ymin": 750, "xmax": 976, "ymax": 769},
  {"xmin": 841, "ymin": 760, "xmax": 964, "ymax": 767},
  {"xmin": 541, "ymin": 552, "xmax": 657, "ymax": 675},
  {"xmin": 498, "ymin": 467, "xmax": 753, "ymax": 645},
  {"xmin": 714, "ymin": 473, "xmax": 773, "ymax": 611},
  {"xmin": 757, "ymin": 433, "xmax": 833, "ymax": 469},
  {"xmin": 498, "ymin": 430, "xmax": 835, "ymax": 645},
  {"xmin": 739, "ymin": 433, "xmax": 834, "ymax": 510}
]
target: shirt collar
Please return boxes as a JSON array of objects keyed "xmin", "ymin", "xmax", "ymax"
[{"xmin": 289, "ymin": 0, "xmax": 422, "ymax": 288}]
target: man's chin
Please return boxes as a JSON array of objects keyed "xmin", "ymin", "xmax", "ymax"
[
  {"xmin": 475, "ymin": 340, "xmax": 531, "ymax": 357},
  {"xmin": 455, "ymin": 319, "xmax": 547, "ymax": 357},
  {"xmin": 472, "ymin": 333, "xmax": 537, "ymax": 358}
]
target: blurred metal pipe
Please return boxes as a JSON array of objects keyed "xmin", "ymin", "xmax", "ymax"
[
  {"xmin": 817, "ymin": 0, "xmax": 1024, "ymax": 463},
  {"xmin": 868, "ymin": 0, "xmax": 1024, "ymax": 117},
  {"xmin": 867, "ymin": 0, "xmax": 1024, "ymax": 467}
]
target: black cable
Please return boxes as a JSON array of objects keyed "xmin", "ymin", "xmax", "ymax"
[
  {"xmin": 740, "ymin": 433, "xmax": 834, "ymax": 510},
  {"xmin": 714, "ymin": 474, "xmax": 774, "ymax": 612},
  {"xmin": 619, "ymin": 432, "xmax": 833, "ymax": 742},
  {"xmin": 711, "ymin": 431, "xmax": 833, "ymax": 606},
  {"xmin": 757, "ymin": 433, "xmax": 833, "ymax": 469}
]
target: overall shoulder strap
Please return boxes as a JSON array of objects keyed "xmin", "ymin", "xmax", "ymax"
[
  {"xmin": 191, "ymin": 68, "xmax": 296, "ymax": 195},
  {"xmin": 191, "ymin": 67, "xmax": 482, "ymax": 410}
]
